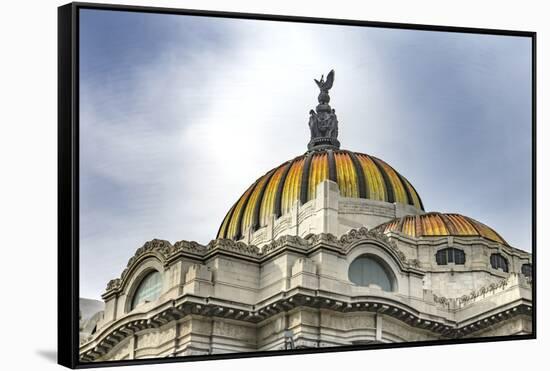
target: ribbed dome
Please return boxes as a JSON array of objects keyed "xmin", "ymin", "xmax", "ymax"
[
  {"xmin": 217, "ymin": 149, "xmax": 424, "ymax": 241},
  {"xmin": 375, "ymin": 212, "xmax": 508, "ymax": 245}
]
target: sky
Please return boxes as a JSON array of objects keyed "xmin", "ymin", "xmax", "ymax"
[{"xmin": 79, "ymin": 9, "xmax": 532, "ymax": 300}]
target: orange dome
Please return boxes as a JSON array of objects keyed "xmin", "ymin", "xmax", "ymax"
[{"xmin": 375, "ymin": 212, "xmax": 508, "ymax": 245}]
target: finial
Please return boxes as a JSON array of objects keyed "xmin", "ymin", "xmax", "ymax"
[
  {"xmin": 314, "ymin": 69, "xmax": 334, "ymax": 104},
  {"xmin": 308, "ymin": 69, "xmax": 340, "ymax": 151}
]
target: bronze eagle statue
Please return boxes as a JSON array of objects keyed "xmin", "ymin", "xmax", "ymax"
[{"xmin": 314, "ymin": 69, "xmax": 335, "ymax": 92}]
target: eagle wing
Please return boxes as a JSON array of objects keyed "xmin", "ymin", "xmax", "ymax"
[{"xmin": 324, "ymin": 70, "xmax": 335, "ymax": 90}]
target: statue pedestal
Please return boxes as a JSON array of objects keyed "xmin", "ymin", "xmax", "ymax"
[{"xmin": 308, "ymin": 137, "xmax": 341, "ymax": 151}]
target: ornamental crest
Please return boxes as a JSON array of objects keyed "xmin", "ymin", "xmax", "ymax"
[{"xmin": 308, "ymin": 69, "xmax": 341, "ymax": 150}]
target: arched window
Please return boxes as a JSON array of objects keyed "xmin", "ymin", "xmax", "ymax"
[
  {"xmin": 490, "ymin": 253, "xmax": 509, "ymax": 272},
  {"xmin": 435, "ymin": 248, "xmax": 465, "ymax": 265},
  {"xmin": 348, "ymin": 255, "xmax": 395, "ymax": 291},
  {"xmin": 521, "ymin": 263, "xmax": 532, "ymax": 278},
  {"xmin": 131, "ymin": 270, "xmax": 162, "ymax": 310}
]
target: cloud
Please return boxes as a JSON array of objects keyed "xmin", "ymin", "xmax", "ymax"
[{"xmin": 79, "ymin": 11, "xmax": 532, "ymax": 300}]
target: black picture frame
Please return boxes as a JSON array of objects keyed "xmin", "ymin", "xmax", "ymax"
[{"xmin": 58, "ymin": 2, "xmax": 537, "ymax": 369}]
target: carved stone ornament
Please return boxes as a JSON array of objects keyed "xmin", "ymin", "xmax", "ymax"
[
  {"xmin": 103, "ymin": 228, "xmax": 409, "ymax": 294},
  {"xmin": 105, "ymin": 278, "xmax": 121, "ymax": 291},
  {"xmin": 104, "ymin": 239, "xmax": 174, "ymax": 293},
  {"xmin": 306, "ymin": 232, "xmax": 340, "ymax": 245},
  {"xmin": 303, "ymin": 227, "xmax": 408, "ymax": 264},
  {"xmin": 308, "ymin": 69, "xmax": 341, "ymax": 150},
  {"xmin": 342, "ymin": 227, "xmax": 407, "ymax": 263},
  {"xmin": 433, "ymin": 276, "xmax": 513, "ymax": 308},
  {"xmin": 207, "ymin": 238, "xmax": 261, "ymax": 256},
  {"xmin": 263, "ymin": 235, "xmax": 310, "ymax": 254},
  {"xmin": 173, "ymin": 239, "xmax": 206, "ymax": 254}
]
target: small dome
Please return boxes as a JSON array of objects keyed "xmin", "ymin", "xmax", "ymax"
[
  {"xmin": 217, "ymin": 149, "xmax": 424, "ymax": 241},
  {"xmin": 375, "ymin": 212, "xmax": 508, "ymax": 245}
]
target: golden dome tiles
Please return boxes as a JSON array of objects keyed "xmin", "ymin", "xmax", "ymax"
[
  {"xmin": 217, "ymin": 150, "xmax": 424, "ymax": 240},
  {"xmin": 377, "ymin": 212, "xmax": 508, "ymax": 245}
]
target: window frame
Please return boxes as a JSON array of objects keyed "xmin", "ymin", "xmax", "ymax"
[
  {"xmin": 130, "ymin": 269, "xmax": 163, "ymax": 310},
  {"xmin": 489, "ymin": 253, "xmax": 509, "ymax": 272},
  {"xmin": 348, "ymin": 254, "xmax": 396, "ymax": 291},
  {"xmin": 521, "ymin": 263, "xmax": 532, "ymax": 278},
  {"xmin": 435, "ymin": 247, "xmax": 466, "ymax": 265}
]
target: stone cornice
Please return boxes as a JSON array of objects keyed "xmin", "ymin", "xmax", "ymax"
[
  {"xmin": 81, "ymin": 288, "xmax": 532, "ymax": 362},
  {"xmin": 103, "ymin": 228, "xmax": 419, "ymax": 298}
]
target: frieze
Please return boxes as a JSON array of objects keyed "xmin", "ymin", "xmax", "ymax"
[
  {"xmin": 173, "ymin": 239, "xmax": 207, "ymax": 255},
  {"xmin": 432, "ymin": 294, "xmax": 450, "ymax": 307},
  {"xmin": 263, "ymin": 235, "xmax": 310, "ymax": 254},
  {"xmin": 337, "ymin": 227, "xmax": 407, "ymax": 263},
  {"xmin": 338, "ymin": 226, "xmax": 371, "ymax": 244},
  {"xmin": 207, "ymin": 238, "xmax": 261, "ymax": 257},
  {"xmin": 431, "ymin": 275, "xmax": 524, "ymax": 309},
  {"xmin": 459, "ymin": 277, "xmax": 509, "ymax": 304},
  {"xmin": 305, "ymin": 232, "xmax": 340, "ymax": 245}
]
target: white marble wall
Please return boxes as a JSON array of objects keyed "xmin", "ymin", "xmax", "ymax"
[{"xmin": 248, "ymin": 180, "xmax": 424, "ymax": 247}]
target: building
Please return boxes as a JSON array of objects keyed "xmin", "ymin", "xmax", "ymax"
[
  {"xmin": 79, "ymin": 298, "xmax": 105, "ymax": 344},
  {"xmin": 79, "ymin": 70, "xmax": 532, "ymax": 362}
]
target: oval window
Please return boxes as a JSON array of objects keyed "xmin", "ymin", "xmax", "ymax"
[
  {"xmin": 131, "ymin": 270, "xmax": 162, "ymax": 310},
  {"xmin": 348, "ymin": 255, "xmax": 394, "ymax": 291}
]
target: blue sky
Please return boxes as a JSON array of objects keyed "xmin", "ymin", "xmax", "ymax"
[{"xmin": 79, "ymin": 9, "xmax": 532, "ymax": 299}]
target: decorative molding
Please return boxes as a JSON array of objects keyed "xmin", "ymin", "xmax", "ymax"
[
  {"xmin": 173, "ymin": 239, "xmax": 206, "ymax": 255},
  {"xmin": 103, "ymin": 239, "xmax": 173, "ymax": 296},
  {"xmin": 206, "ymin": 238, "xmax": 262, "ymax": 257},
  {"xmin": 431, "ymin": 273, "xmax": 532, "ymax": 309},
  {"xmin": 105, "ymin": 278, "xmax": 122, "ymax": 292},
  {"xmin": 338, "ymin": 227, "xmax": 408, "ymax": 263},
  {"xmin": 103, "ymin": 229, "xmax": 416, "ymax": 297},
  {"xmin": 80, "ymin": 290, "xmax": 532, "ymax": 362},
  {"xmin": 263, "ymin": 234, "xmax": 310, "ymax": 254}
]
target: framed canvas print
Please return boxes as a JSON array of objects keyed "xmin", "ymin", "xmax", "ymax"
[{"xmin": 58, "ymin": 2, "xmax": 536, "ymax": 368}]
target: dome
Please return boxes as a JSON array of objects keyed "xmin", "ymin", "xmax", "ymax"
[
  {"xmin": 374, "ymin": 212, "xmax": 508, "ymax": 245},
  {"xmin": 217, "ymin": 149, "xmax": 424, "ymax": 241}
]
